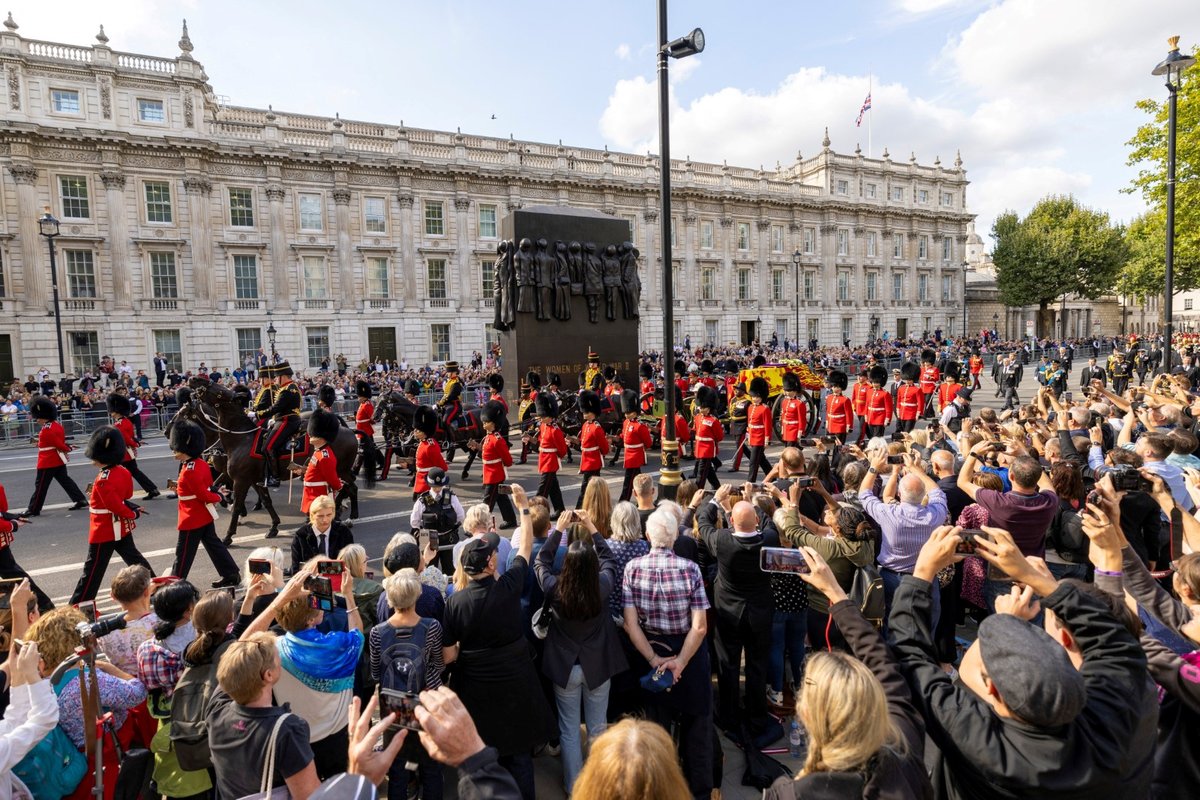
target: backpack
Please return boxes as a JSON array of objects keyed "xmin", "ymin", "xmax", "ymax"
[
  {"xmin": 13, "ymin": 672, "xmax": 90, "ymax": 800},
  {"xmin": 169, "ymin": 639, "xmax": 234, "ymax": 771},
  {"xmin": 376, "ymin": 619, "xmax": 430, "ymax": 695},
  {"xmin": 850, "ymin": 561, "xmax": 886, "ymax": 628}
]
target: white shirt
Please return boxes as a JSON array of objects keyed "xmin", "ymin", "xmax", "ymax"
[
  {"xmin": 0, "ymin": 680, "xmax": 60, "ymax": 800},
  {"xmin": 312, "ymin": 524, "xmax": 333, "ymax": 556},
  {"xmin": 409, "ymin": 490, "xmax": 466, "ymax": 531}
]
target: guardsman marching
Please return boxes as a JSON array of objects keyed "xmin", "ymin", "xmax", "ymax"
[
  {"xmin": 436, "ymin": 361, "xmax": 463, "ymax": 431},
  {"xmin": 486, "ymin": 373, "xmax": 509, "ymax": 437},
  {"xmin": 864, "ymin": 365, "xmax": 894, "ymax": 439},
  {"xmin": 618, "ymin": 389, "xmax": 653, "ymax": 502},
  {"xmin": 253, "ymin": 364, "xmax": 276, "ymax": 423},
  {"xmin": 107, "ymin": 392, "xmax": 160, "ymax": 499},
  {"xmin": 530, "ymin": 392, "xmax": 568, "ymax": 514},
  {"xmin": 969, "ymin": 351, "xmax": 985, "ymax": 390},
  {"xmin": 167, "ymin": 420, "xmax": 239, "ymax": 587},
  {"xmin": 355, "ymin": 379, "xmax": 379, "ymax": 486},
  {"xmin": 573, "ymin": 390, "xmax": 610, "ymax": 506},
  {"xmin": 660, "ymin": 385, "xmax": 692, "ymax": 463},
  {"xmin": 692, "ymin": 385, "xmax": 724, "ymax": 490},
  {"xmin": 937, "ymin": 362, "xmax": 963, "ymax": 415},
  {"xmin": 518, "ymin": 372, "xmax": 541, "ymax": 465},
  {"xmin": 919, "ymin": 349, "xmax": 940, "ymax": 418},
  {"xmin": 727, "ymin": 382, "xmax": 751, "ymax": 471},
  {"xmin": 745, "ymin": 377, "xmax": 773, "ymax": 483},
  {"xmin": 477, "ymin": 401, "xmax": 517, "ymax": 528},
  {"xmin": 69, "ymin": 426, "xmax": 153, "ymax": 605},
  {"xmin": 698, "ymin": 359, "xmax": 719, "ymax": 390},
  {"xmin": 639, "ymin": 363, "xmax": 656, "ymax": 414},
  {"xmin": 824, "ymin": 370, "xmax": 853, "ymax": 443},
  {"xmin": 409, "ymin": 406, "xmax": 448, "ymax": 502},
  {"xmin": 582, "ymin": 349, "xmax": 604, "ymax": 392},
  {"xmin": 25, "ymin": 394, "xmax": 88, "ymax": 515},
  {"xmin": 779, "ymin": 372, "xmax": 807, "ymax": 448},
  {"xmin": 896, "ymin": 362, "xmax": 923, "ymax": 433},
  {"xmin": 851, "ymin": 370, "xmax": 871, "ymax": 445},
  {"xmin": 262, "ymin": 361, "xmax": 303, "ymax": 487},
  {"xmin": 300, "ymin": 410, "xmax": 343, "ymax": 515}
]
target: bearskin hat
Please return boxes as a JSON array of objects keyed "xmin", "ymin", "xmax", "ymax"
[
  {"xmin": 106, "ymin": 393, "xmax": 131, "ymax": 417},
  {"xmin": 827, "ymin": 369, "xmax": 848, "ymax": 391},
  {"xmin": 752, "ymin": 354, "xmax": 767, "ymax": 368},
  {"xmin": 403, "ymin": 379, "xmax": 422, "ymax": 396},
  {"xmin": 356, "ymin": 380, "xmax": 372, "ymax": 399},
  {"xmin": 86, "ymin": 425, "xmax": 127, "ymax": 467},
  {"xmin": 308, "ymin": 409, "xmax": 340, "ymax": 442},
  {"xmin": 535, "ymin": 392, "xmax": 559, "ymax": 418},
  {"xmin": 317, "ymin": 384, "xmax": 337, "ymax": 408},
  {"xmin": 414, "ymin": 405, "xmax": 439, "ymax": 436},
  {"xmin": 487, "ymin": 373, "xmax": 504, "ymax": 393},
  {"xmin": 480, "ymin": 400, "xmax": 507, "ymax": 426},
  {"xmin": 639, "ymin": 362, "xmax": 654, "ymax": 379},
  {"xmin": 900, "ymin": 362, "xmax": 920, "ymax": 382},
  {"xmin": 700, "ymin": 359, "xmax": 714, "ymax": 374},
  {"xmin": 169, "ymin": 420, "xmax": 206, "ymax": 459},
  {"xmin": 548, "ymin": 372, "xmax": 562, "ymax": 388},
  {"xmin": 602, "ymin": 366, "xmax": 616, "ymax": 382},
  {"xmin": 674, "ymin": 359, "xmax": 687, "ymax": 375},
  {"xmin": 696, "ymin": 384, "xmax": 721, "ymax": 410},
  {"xmin": 579, "ymin": 390, "xmax": 602, "ymax": 416},
  {"xmin": 944, "ymin": 361, "xmax": 962, "ymax": 382},
  {"xmin": 620, "ymin": 389, "xmax": 640, "ymax": 415},
  {"xmin": 921, "ymin": 349, "xmax": 936, "ymax": 364},
  {"xmin": 782, "ymin": 372, "xmax": 801, "ymax": 392},
  {"xmin": 868, "ymin": 365, "xmax": 888, "ymax": 386},
  {"xmin": 673, "ymin": 384, "xmax": 685, "ymax": 409},
  {"xmin": 725, "ymin": 359, "xmax": 742, "ymax": 373},
  {"xmin": 749, "ymin": 377, "xmax": 770, "ymax": 400},
  {"xmin": 29, "ymin": 395, "xmax": 58, "ymax": 422},
  {"xmin": 525, "ymin": 371, "xmax": 542, "ymax": 391}
]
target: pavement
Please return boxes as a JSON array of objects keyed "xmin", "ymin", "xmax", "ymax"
[{"xmin": 5, "ymin": 371, "xmax": 1017, "ymax": 798}]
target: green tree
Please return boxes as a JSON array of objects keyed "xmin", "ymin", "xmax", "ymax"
[
  {"xmin": 992, "ymin": 195, "xmax": 1128, "ymax": 337},
  {"xmin": 1124, "ymin": 45, "xmax": 1200, "ymax": 293}
]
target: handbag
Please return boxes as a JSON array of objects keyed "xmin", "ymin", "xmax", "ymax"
[{"xmin": 235, "ymin": 713, "xmax": 292, "ymax": 800}]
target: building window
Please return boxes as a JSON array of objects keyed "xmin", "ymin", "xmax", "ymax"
[
  {"xmin": 807, "ymin": 318, "xmax": 819, "ymax": 343},
  {"xmin": 701, "ymin": 221, "xmax": 714, "ymax": 249},
  {"xmin": 918, "ymin": 189, "xmax": 929, "ymax": 204},
  {"xmin": 737, "ymin": 268, "xmax": 751, "ymax": 301},
  {"xmin": 893, "ymin": 234, "xmax": 904, "ymax": 259},
  {"xmin": 896, "ymin": 318, "xmax": 908, "ymax": 339},
  {"xmin": 837, "ymin": 271, "xmax": 849, "ymax": 301},
  {"xmin": 771, "ymin": 225, "xmax": 784, "ymax": 253},
  {"xmin": 941, "ymin": 191, "xmax": 954, "ymax": 207},
  {"xmin": 737, "ymin": 222, "xmax": 750, "ymax": 250},
  {"xmin": 64, "ymin": 250, "xmax": 96, "ymax": 298},
  {"xmin": 836, "ymin": 179, "xmax": 849, "ymax": 196},
  {"xmin": 137, "ymin": 98, "xmax": 165, "ymax": 123},
  {"xmin": 298, "ymin": 193, "xmax": 323, "ymax": 232},
  {"xmin": 803, "ymin": 271, "xmax": 815, "ymax": 300},
  {"xmin": 68, "ymin": 331, "xmax": 99, "ymax": 375},
  {"xmin": 142, "ymin": 181, "xmax": 173, "ymax": 224},
  {"xmin": 771, "ymin": 270, "xmax": 784, "ymax": 302},
  {"xmin": 890, "ymin": 186, "xmax": 904, "ymax": 201},
  {"xmin": 427, "ymin": 258, "xmax": 447, "ymax": 299},
  {"xmin": 153, "ymin": 330, "xmax": 182, "ymax": 371},
  {"xmin": 623, "ymin": 215, "xmax": 638, "ymax": 241},
  {"xmin": 701, "ymin": 267, "xmax": 715, "ymax": 301},
  {"xmin": 1186, "ymin": 298, "xmax": 1195, "ymax": 311},
  {"xmin": 478, "ymin": 204, "xmax": 497, "ymax": 238},
  {"xmin": 367, "ymin": 257, "xmax": 390, "ymax": 298},
  {"xmin": 59, "ymin": 176, "xmax": 90, "ymax": 219},
  {"xmin": 0, "ymin": 250, "xmax": 6, "ymax": 297},
  {"xmin": 302, "ymin": 256, "xmax": 327, "ymax": 299},
  {"xmin": 306, "ymin": 327, "xmax": 330, "ymax": 368},
  {"xmin": 424, "ymin": 201, "xmax": 444, "ymax": 236},
  {"xmin": 705, "ymin": 319, "xmax": 719, "ymax": 345},
  {"xmin": 918, "ymin": 274, "xmax": 929, "ymax": 301},
  {"xmin": 866, "ymin": 183, "xmax": 877, "ymax": 199},
  {"xmin": 918, "ymin": 235, "xmax": 929, "ymax": 260},
  {"xmin": 480, "ymin": 259, "xmax": 495, "ymax": 300},
  {"xmin": 841, "ymin": 318, "xmax": 852, "ymax": 344},
  {"xmin": 803, "ymin": 228, "xmax": 815, "ymax": 254},
  {"xmin": 235, "ymin": 328, "xmax": 262, "ymax": 365},
  {"xmin": 893, "ymin": 273, "xmax": 904, "ymax": 300},
  {"xmin": 50, "ymin": 88, "xmax": 80, "ymax": 114},
  {"xmin": 866, "ymin": 232, "xmax": 877, "ymax": 257},
  {"xmin": 942, "ymin": 275, "xmax": 952, "ymax": 302},
  {"xmin": 233, "ymin": 254, "xmax": 259, "ymax": 299},
  {"xmin": 149, "ymin": 252, "xmax": 178, "ymax": 298},
  {"xmin": 866, "ymin": 272, "xmax": 878, "ymax": 301},
  {"xmin": 670, "ymin": 217, "xmax": 678, "ymax": 248},
  {"xmin": 430, "ymin": 323, "xmax": 451, "ymax": 361},
  {"xmin": 364, "ymin": 196, "xmax": 387, "ymax": 233},
  {"xmin": 837, "ymin": 229, "xmax": 849, "ymax": 257},
  {"xmin": 229, "ymin": 188, "xmax": 254, "ymax": 227},
  {"xmin": 942, "ymin": 236, "xmax": 953, "ymax": 261}
]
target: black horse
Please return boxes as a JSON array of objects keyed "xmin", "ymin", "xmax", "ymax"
[{"xmin": 375, "ymin": 392, "xmax": 489, "ymax": 480}]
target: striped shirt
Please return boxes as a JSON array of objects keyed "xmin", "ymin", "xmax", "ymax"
[
  {"xmin": 622, "ymin": 547, "xmax": 709, "ymax": 635},
  {"xmin": 861, "ymin": 487, "xmax": 948, "ymax": 573}
]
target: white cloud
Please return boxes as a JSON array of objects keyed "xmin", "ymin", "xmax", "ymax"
[
  {"xmin": 895, "ymin": 0, "xmax": 969, "ymax": 13},
  {"xmin": 614, "ymin": 43, "xmax": 631, "ymax": 61}
]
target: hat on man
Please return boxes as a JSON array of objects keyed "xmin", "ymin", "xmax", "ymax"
[
  {"xmin": 274, "ymin": 361, "xmax": 294, "ymax": 378},
  {"xmin": 525, "ymin": 371, "xmax": 542, "ymax": 391},
  {"xmin": 169, "ymin": 420, "xmax": 206, "ymax": 459},
  {"xmin": 868, "ymin": 365, "xmax": 888, "ymax": 386},
  {"xmin": 480, "ymin": 400, "xmax": 507, "ymax": 426},
  {"xmin": 674, "ymin": 359, "xmax": 687, "ymax": 375},
  {"xmin": 579, "ymin": 390, "xmax": 602, "ymax": 417},
  {"xmin": 978, "ymin": 613, "xmax": 1086, "ymax": 728},
  {"xmin": 548, "ymin": 373, "xmax": 562, "ymax": 389},
  {"xmin": 957, "ymin": 387, "xmax": 974, "ymax": 401},
  {"xmin": 944, "ymin": 361, "xmax": 962, "ymax": 382},
  {"xmin": 487, "ymin": 373, "xmax": 504, "ymax": 393},
  {"xmin": 356, "ymin": 380, "xmax": 372, "ymax": 399},
  {"xmin": 535, "ymin": 392, "xmax": 559, "ymax": 418},
  {"xmin": 639, "ymin": 363, "xmax": 654, "ymax": 380},
  {"xmin": 782, "ymin": 372, "xmax": 801, "ymax": 393},
  {"xmin": 587, "ymin": 349, "xmax": 600, "ymax": 363},
  {"xmin": 260, "ymin": 364, "xmax": 275, "ymax": 380},
  {"xmin": 901, "ymin": 362, "xmax": 920, "ymax": 382},
  {"xmin": 620, "ymin": 389, "xmax": 640, "ymax": 415},
  {"xmin": 86, "ymin": 425, "xmax": 127, "ymax": 467},
  {"xmin": 602, "ymin": 366, "xmax": 616, "ymax": 382},
  {"xmin": 317, "ymin": 384, "xmax": 336, "ymax": 408},
  {"xmin": 403, "ymin": 379, "xmax": 422, "ymax": 396},
  {"xmin": 749, "ymin": 377, "xmax": 770, "ymax": 401},
  {"xmin": 696, "ymin": 385, "xmax": 720, "ymax": 412},
  {"xmin": 700, "ymin": 359, "xmax": 715, "ymax": 374},
  {"xmin": 106, "ymin": 393, "xmax": 131, "ymax": 417},
  {"xmin": 29, "ymin": 395, "xmax": 58, "ymax": 422},
  {"xmin": 827, "ymin": 369, "xmax": 848, "ymax": 391},
  {"xmin": 308, "ymin": 409, "xmax": 340, "ymax": 442},
  {"xmin": 921, "ymin": 348, "xmax": 936, "ymax": 364},
  {"xmin": 751, "ymin": 354, "xmax": 767, "ymax": 368},
  {"xmin": 445, "ymin": 361, "xmax": 459, "ymax": 374},
  {"xmin": 414, "ymin": 406, "xmax": 439, "ymax": 436},
  {"xmin": 461, "ymin": 532, "xmax": 501, "ymax": 575}
]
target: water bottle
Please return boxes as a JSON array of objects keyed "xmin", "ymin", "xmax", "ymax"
[{"xmin": 788, "ymin": 718, "xmax": 803, "ymax": 759}]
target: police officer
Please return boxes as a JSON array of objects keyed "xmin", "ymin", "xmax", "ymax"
[
  {"xmin": 262, "ymin": 361, "xmax": 303, "ymax": 487},
  {"xmin": 409, "ymin": 466, "xmax": 465, "ymax": 573}
]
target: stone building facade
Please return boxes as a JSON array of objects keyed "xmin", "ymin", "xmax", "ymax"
[{"xmin": 0, "ymin": 19, "xmax": 973, "ymax": 378}]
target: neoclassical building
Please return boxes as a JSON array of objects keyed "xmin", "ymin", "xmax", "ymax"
[{"xmin": 0, "ymin": 18, "xmax": 973, "ymax": 378}]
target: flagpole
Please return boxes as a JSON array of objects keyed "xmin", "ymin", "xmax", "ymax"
[{"xmin": 867, "ymin": 72, "xmax": 872, "ymax": 158}]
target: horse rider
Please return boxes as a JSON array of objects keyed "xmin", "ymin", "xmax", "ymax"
[
  {"xmin": 581, "ymin": 349, "xmax": 603, "ymax": 391},
  {"xmin": 436, "ymin": 361, "xmax": 463, "ymax": 432},
  {"xmin": 253, "ymin": 364, "xmax": 276, "ymax": 421},
  {"xmin": 261, "ymin": 361, "xmax": 303, "ymax": 487}
]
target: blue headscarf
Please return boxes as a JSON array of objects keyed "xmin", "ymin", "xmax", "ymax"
[{"xmin": 277, "ymin": 628, "xmax": 363, "ymax": 693}]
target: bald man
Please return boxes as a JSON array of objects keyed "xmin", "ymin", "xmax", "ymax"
[
  {"xmin": 931, "ymin": 449, "xmax": 971, "ymax": 523},
  {"xmin": 697, "ymin": 483, "xmax": 774, "ymax": 736}
]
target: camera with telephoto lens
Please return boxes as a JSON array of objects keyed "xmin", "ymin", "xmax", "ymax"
[
  {"xmin": 1108, "ymin": 464, "xmax": 1151, "ymax": 493},
  {"xmin": 76, "ymin": 612, "xmax": 127, "ymax": 641}
]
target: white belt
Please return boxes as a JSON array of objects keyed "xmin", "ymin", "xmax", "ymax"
[
  {"xmin": 303, "ymin": 481, "xmax": 330, "ymax": 488},
  {"xmin": 39, "ymin": 447, "xmax": 67, "ymax": 464},
  {"xmin": 179, "ymin": 495, "xmax": 220, "ymax": 521},
  {"xmin": 89, "ymin": 507, "xmax": 111, "ymax": 515},
  {"xmin": 539, "ymin": 448, "xmax": 559, "ymax": 453},
  {"xmin": 869, "ymin": 407, "xmax": 886, "ymax": 412},
  {"xmin": 749, "ymin": 424, "xmax": 764, "ymax": 430},
  {"xmin": 900, "ymin": 402, "xmax": 917, "ymax": 408},
  {"xmin": 38, "ymin": 447, "xmax": 58, "ymax": 451},
  {"xmin": 696, "ymin": 437, "xmax": 714, "ymax": 443},
  {"xmin": 625, "ymin": 442, "xmax": 644, "ymax": 449},
  {"xmin": 483, "ymin": 458, "xmax": 503, "ymax": 465},
  {"xmin": 416, "ymin": 467, "xmax": 430, "ymax": 473},
  {"xmin": 582, "ymin": 446, "xmax": 600, "ymax": 453}
]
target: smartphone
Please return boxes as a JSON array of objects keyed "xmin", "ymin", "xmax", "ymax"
[
  {"xmin": 496, "ymin": 484, "xmax": 513, "ymax": 495},
  {"xmin": 956, "ymin": 528, "xmax": 988, "ymax": 554},
  {"xmin": 988, "ymin": 441, "xmax": 1006, "ymax": 451},
  {"xmin": 798, "ymin": 438, "xmax": 817, "ymax": 447},
  {"xmin": 1063, "ymin": 392, "xmax": 1073, "ymax": 402},
  {"xmin": 759, "ymin": 547, "xmax": 811, "ymax": 575},
  {"xmin": 74, "ymin": 599, "xmax": 99, "ymax": 622},
  {"xmin": 248, "ymin": 558, "xmax": 272, "ymax": 575},
  {"xmin": 317, "ymin": 560, "xmax": 344, "ymax": 593},
  {"xmin": 364, "ymin": 570, "xmax": 375, "ymax": 580},
  {"xmin": 886, "ymin": 454, "xmax": 905, "ymax": 465},
  {"xmin": 303, "ymin": 574, "xmax": 333, "ymax": 598},
  {"xmin": 794, "ymin": 476, "xmax": 816, "ymax": 488},
  {"xmin": 379, "ymin": 688, "xmax": 422, "ymax": 732},
  {"xmin": 1086, "ymin": 490, "xmax": 1101, "ymax": 507},
  {"xmin": 0, "ymin": 578, "xmax": 20, "ymax": 610}
]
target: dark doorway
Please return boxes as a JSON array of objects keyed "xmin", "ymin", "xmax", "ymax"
[
  {"xmin": 367, "ymin": 327, "xmax": 397, "ymax": 364},
  {"xmin": 740, "ymin": 320, "xmax": 757, "ymax": 346}
]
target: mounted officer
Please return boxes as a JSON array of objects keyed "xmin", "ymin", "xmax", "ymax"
[{"xmin": 261, "ymin": 360, "xmax": 302, "ymax": 487}]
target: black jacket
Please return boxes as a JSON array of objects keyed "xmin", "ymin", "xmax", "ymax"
[
  {"xmin": 289, "ymin": 520, "xmax": 354, "ymax": 574},
  {"xmin": 697, "ymin": 501, "xmax": 772, "ymax": 614}
]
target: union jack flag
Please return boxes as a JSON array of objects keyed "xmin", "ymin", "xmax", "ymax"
[{"xmin": 856, "ymin": 92, "xmax": 872, "ymax": 127}]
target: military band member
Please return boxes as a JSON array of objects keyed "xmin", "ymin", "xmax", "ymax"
[
  {"xmin": 355, "ymin": 379, "xmax": 379, "ymax": 486},
  {"xmin": 262, "ymin": 361, "xmax": 303, "ymax": 487},
  {"xmin": 692, "ymin": 385, "xmax": 724, "ymax": 490},
  {"xmin": 573, "ymin": 390, "xmax": 610, "ymax": 507},
  {"xmin": 167, "ymin": 420, "xmax": 239, "ymax": 587},
  {"xmin": 477, "ymin": 401, "xmax": 517, "ymax": 528},
  {"xmin": 300, "ymin": 410, "xmax": 343, "ymax": 515},
  {"xmin": 107, "ymin": 392, "xmax": 159, "ymax": 499},
  {"xmin": 518, "ymin": 372, "xmax": 541, "ymax": 465},
  {"xmin": 409, "ymin": 406, "xmax": 448, "ymax": 502},
  {"xmin": 618, "ymin": 389, "xmax": 653, "ymax": 502},
  {"xmin": 937, "ymin": 362, "xmax": 964, "ymax": 416},
  {"xmin": 851, "ymin": 370, "xmax": 871, "ymax": 445},
  {"xmin": 486, "ymin": 373, "xmax": 510, "ymax": 437},
  {"xmin": 25, "ymin": 394, "xmax": 88, "ymax": 515},
  {"xmin": 582, "ymin": 349, "xmax": 604, "ymax": 392},
  {"xmin": 660, "ymin": 386, "xmax": 693, "ymax": 463},
  {"xmin": 864, "ymin": 365, "xmax": 894, "ymax": 439},
  {"xmin": 1109, "ymin": 351, "xmax": 1130, "ymax": 396},
  {"xmin": 779, "ymin": 373, "xmax": 807, "ymax": 448}
]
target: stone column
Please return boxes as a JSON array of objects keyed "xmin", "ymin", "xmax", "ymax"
[
  {"xmin": 183, "ymin": 176, "xmax": 214, "ymax": 307},
  {"xmin": 7, "ymin": 164, "xmax": 45, "ymax": 309},
  {"xmin": 333, "ymin": 188, "xmax": 355, "ymax": 309},
  {"xmin": 398, "ymin": 194, "xmax": 416, "ymax": 305},
  {"xmin": 756, "ymin": 219, "xmax": 771, "ymax": 316},
  {"xmin": 720, "ymin": 217, "xmax": 733, "ymax": 313},
  {"xmin": 265, "ymin": 185, "xmax": 289, "ymax": 309},
  {"xmin": 454, "ymin": 196, "xmax": 472, "ymax": 305},
  {"xmin": 641, "ymin": 209, "xmax": 658, "ymax": 308},
  {"xmin": 682, "ymin": 214, "xmax": 697, "ymax": 307},
  {"xmin": 99, "ymin": 170, "xmax": 132, "ymax": 309}
]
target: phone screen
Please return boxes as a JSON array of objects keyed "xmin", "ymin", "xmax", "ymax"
[
  {"xmin": 317, "ymin": 560, "xmax": 344, "ymax": 593},
  {"xmin": 759, "ymin": 547, "xmax": 811, "ymax": 575},
  {"xmin": 248, "ymin": 558, "xmax": 272, "ymax": 575},
  {"xmin": 379, "ymin": 689, "xmax": 422, "ymax": 731},
  {"xmin": 74, "ymin": 599, "xmax": 99, "ymax": 622}
]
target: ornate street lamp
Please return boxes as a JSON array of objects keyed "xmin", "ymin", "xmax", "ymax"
[
  {"xmin": 792, "ymin": 249, "xmax": 802, "ymax": 351},
  {"xmin": 266, "ymin": 315, "xmax": 278, "ymax": 361},
  {"xmin": 37, "ymin": 207, "xmax": 65, "ymax": 375}
]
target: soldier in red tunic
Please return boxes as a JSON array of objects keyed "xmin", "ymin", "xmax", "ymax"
[
  {"xmin": 745, "ymin": 377, "xmax": 774, "ymax": 483},
  {"xmin": 300, "ymin": 410, "xmax": 343, "ymax": 515},
  {"xmin": 69, "ymin": 426, "xmax": 153, "ymax": 604},
  {"xmin": 919, "ymin": 348, "xmax": 941, "ymax": 418},
  {"xmin": 407, "ymin": 406, "xmax": 447, "ymax": 502},
  {"xmin": 25, "ymin": 394, "xmax": 88, "ymax": 515},
  {"xmin": 659, "ymin": 385, "xmax": 692, "ymax": 462},
  {"xmin": 107, "ymin": 392, "xmax": 160, "ymax": 499},
  {"xmin": 354, "ymin": 379, "xmax": 379, "ymax": 486},
  {"xmin": 824, "ymin": 370, "xmax": 853, "ymax": 443},
  {"xmin": 895, "ymin": 362, "xmax": 923, "ymax": 434},
  {"xmin": 618, "ymin": 389, "xmax": 653, "ymax": 502},
  {"xmin": 477, "ymin": 400, "xmax": 517, "ymax": 527},
  {"xmin": 692, "ymin": 385, "xmax": 725, "ymax": 489},
  {"xmin": 864, "ymin": 365, "xmax": 894, "ymax": 439},
  {"xmin": 779, "ymin": 372, "xmax": 808, "ymax": 447},
  {"xmin": 937, "ymin": 361, "xmax": 964, "ymax": 414},
  {"xmin": 486, "ymin": 373, "xmax": 510, "ymax": 437},
  {"xmin": 851, "ymin": 370, "xmax": 871, "ymax": 445},
  {"xmin": 528, "ymin": 393, "xmax": 568, "ymax": 514},
  {"xmin": 638, "ymin": 362, "xmax": 656, "ymax": 413},
  {"xmin": 573, "ymin": 390, "xmax": 610, "ymax": 507},
  {"xmin": 167, "ymin": 420, "xmax": 239, "ymax": 586}
]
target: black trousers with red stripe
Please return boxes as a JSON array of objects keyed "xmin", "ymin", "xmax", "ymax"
[
  {"xmin": 537, "ymin": 471, "xmax": 565, "ymax": 514},
  {"xmin": 171, "ymin": 521, "xmax": 239, "ymax": 582},
  {"xmin": 69, "ymin": 536, "xmax": 153, "ymax": 604},
  {"xmin": 482, "ymin": 483, "xmax": 518, "ymax": 527},
  {"xmin": 26, "ymin": 464, "xmax": 88, "ymax": 514}
]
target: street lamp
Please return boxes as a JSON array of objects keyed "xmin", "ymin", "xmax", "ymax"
[
  {"xmin": 1153, "ymin": 35, "xmax": 1194, "ymax": 373},
  {"xmin": 266, "ymin": 314, "xmax": 277, "ymax": 361},
  {"xmin": 37, "ymin": 207, "xmax": 65, "ymax": 376},
  {"xmin": 791, "ymin": 249, "xmax": 802, "ymax": 351},
  {"xmin": 657, "ymin": 3, "xmax": 704, "ymax": 501},
  {"xmin": 961, "ymin": 260, "xmax": 970, "ymax": 341}
]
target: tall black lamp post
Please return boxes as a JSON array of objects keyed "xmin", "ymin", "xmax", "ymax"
[
  {"xmin": 791, "ymin": 249, "xmax": 802, "ymax": 351},
  {"xmin": 37, "ymin": 208, "xmax": 65, "ymax": 376},
  {"xmin": 657, "ymin": 2, "xmax": 704, "ymax": 500},
  {"xmin": 266, "ymin": 315, "xmax": 278, "ymax": 361},
  {"xmin": 1153, "ymin": 35, "xmax": 1194, "ymax": 373}
]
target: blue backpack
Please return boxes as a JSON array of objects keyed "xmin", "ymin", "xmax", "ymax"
[{"xmin": 13, "ymin": 673, "xmax": 88, "ymax": 800}]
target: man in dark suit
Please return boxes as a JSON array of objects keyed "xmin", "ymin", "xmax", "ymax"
[
  {"xmin": 153, "ymin": 352, "xmax": 168, "ymax": 388},
  {"xmin": 999, "ymin": 353, "xmax": 1023, "ymax": 411},
  {"xmin": 1079, "ymin": 357, "xmax": 1106, "ymax": 390},
  {"xmin": 288, "ymin": 494, "xmax": 354, "ymax": 574}
]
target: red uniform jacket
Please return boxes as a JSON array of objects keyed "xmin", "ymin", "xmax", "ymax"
[
  {"xmin": 825, "ymin": 394, "xmax": 854, "ymax": 434},
  {"xmin": 657, "ymin": 413, "xmax": 691, "ymax": 444},
  {"xmin": 675, "ymin": 377, "xmax": 690, "ymax": 401},
  {"xmin": 577, "ymin": 420, "xmax": 611, "ymax": 473},
  {"xmin": 301, "ymin": 446, "xmax": 343, "ymax": 514},
  {"xmin": 746, "ymin": 403, "xmax": 772, "ymax": 447},
  {"xmin": 698, "ymin": 376, "xmax": 718, "ymax": 390},
  {"xmin": 489, "ymin": 391, "xmax": 509, "ymax": 417},
  {"xmin": 919, "ymin": 365, "xmax": 940, "ymax": 396},
  {"xmin": 604, "ymin": 384, "xmax": 619, "ymax": 399},
  {"xmin": 780, "ymin": 396, "xmax": 807, "ymax": 442},
  {"xmin": 865, "ymin": 387, "xmax": 894, "ymax": 427},
  {"xmin": 937, "ymin": 381, "xmax": 963, "ymax": 412},
  {"xmin": 969, "ymin": 356, "xmax": 984, "ymax": 375},
  {"xmin": 480, "ymin": 431, "xmax": 512, "ymax": 485},
  {"xmin": 36, "ymin": 420, "xmax": 72, "ymax": 468},
  {"xmin": 0, "ymin": 484, "xmax": 15, "ymax": 539},
  {"xmin": 852, "ymin": 381, "xmax": 871, "ymax": 416},
  {"xmin": 413, "ymin": 439, "xmax": 448, "ymax": 495},
  {"xmin": 693, "ymin": 414, "xmax": 725, "ymax": 459},
  {"xmin": 896, "ymin": 383, "xmax": 923, "ymax": 422},
  {"xmin": 537, "ymin": 423, "xmax": 569, "ymax": 474},
  {"xmin": 355, "ymin": 401, "xmax": 375, "ymax": 437},
  {"xmin": 622, "ymin": 419, "xmax": 653, "ymax": 468},
  {"xmin": 115, "ymin": 417, "xmax": 140, "ymax": 462},
  {"xmin": 89, "ymin": 465, "xmax": 136, "ymax": 544},
  {"xmin": 176, "ymin": 459, "xmax": 222, "ymax": 531},
  {"xmin": 640, "ymin": 379, "xmax": 655, "ymax": 412}
]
